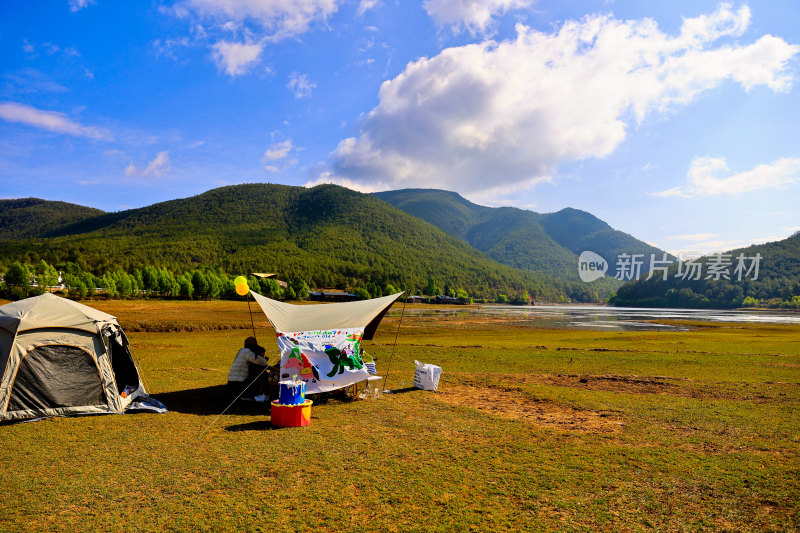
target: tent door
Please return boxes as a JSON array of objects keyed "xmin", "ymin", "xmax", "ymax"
[
  {"xmin": 7, "ymin": 345, "xmax": 106, "ymax": 412},
  {"xmin": 105, "ymin": 327, "xmax": 140, "ymax": 394}
]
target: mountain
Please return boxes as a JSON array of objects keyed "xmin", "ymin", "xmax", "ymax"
[
  {"xmin": 611, "ymin": 233, "xmax": 800, "ymax": 308},
  {"xmin": 0, "ymin": 198, "xmax": 105, "ymax": 240},
  {"xmin": 538, "ymin": 207, "xmax": 669, "ymax": 272},
  {"xmin": 374, "ymin": 189, "xmax": 666, "ymax": 280},
  {"xmin": 374, "ymin": 189, "xmax": 577, "ymax": 278},
  {"xmin": 0, "ymin": 184, "xmax": 605, "ymax": 302}
]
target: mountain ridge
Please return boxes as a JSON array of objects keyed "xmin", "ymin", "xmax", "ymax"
[
  {"xmin": 374, "ymin": 188, "xmax": 666, "ymax": 280},
  {"xmin": 0, "ymin": 184, "xmax": 609, "ymax": 301}
]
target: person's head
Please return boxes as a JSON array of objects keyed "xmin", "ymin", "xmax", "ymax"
[
  {"xmin": 254, "ymin": 345, "xmax": 266, "ymax": 357},
  {"xmin": 244, "ymin": 336, "xmax": 258, "ymax": 349}
]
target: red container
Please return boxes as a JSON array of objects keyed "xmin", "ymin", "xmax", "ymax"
[{"xmin": 270, "ymin": 399, "xmax": 313, "ymax": 427}]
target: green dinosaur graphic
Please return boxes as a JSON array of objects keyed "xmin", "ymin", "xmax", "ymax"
[{"xmin": 325, "ymin": 346, "xmax": 364, "ymax": 377}]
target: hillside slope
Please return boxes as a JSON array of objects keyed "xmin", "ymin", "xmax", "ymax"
[
  {"xmin": 612, "ymin": 233, "xmax": 800, "ymax": 308},
  {"xmin": 0, "ymin": 184, "xmax": 605, "ymax": 301},
  {"xmin": 374, "ymin": 189, "xmax": 664, "ymax": 280},
  {"xmin": 0, "ymin": 198, "xmax": 105, "ymax": 240}
]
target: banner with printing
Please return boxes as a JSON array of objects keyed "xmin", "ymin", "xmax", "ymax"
[{"xmin": 276, "ymin": 327, "xmax": 371, "ymax": 394}]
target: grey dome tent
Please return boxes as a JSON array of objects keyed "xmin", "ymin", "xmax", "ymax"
[{"xmin": 0, "ymin": 293, "xmax": 146, "ymax": 421}]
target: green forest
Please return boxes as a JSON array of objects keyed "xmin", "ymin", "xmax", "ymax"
[
  {"xmin": 375, "ymin": 189, "xmax": 666, "ymax": 281},
  {"xmin": 0, "ymin": 184, "xmax": 609, "ymax": 303},
  {"xmin": 3, "ymin": 184, "xmax": 795, "ymax": 308},
  {"xmin": 610, "ymin": 232, "xmax": 800, "ymax": 308}
]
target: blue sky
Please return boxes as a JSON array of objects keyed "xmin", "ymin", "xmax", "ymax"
[{"xmin": 1, "ymin": 0, "xmax": 799, "ymax": 256}]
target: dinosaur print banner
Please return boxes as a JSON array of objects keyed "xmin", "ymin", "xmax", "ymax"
[{"xmin": 276, "ymin": 327, "xmax": 371, "ymax": 394}]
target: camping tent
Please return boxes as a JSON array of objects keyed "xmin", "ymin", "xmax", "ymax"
[
  {"xmin": 251, "ymin": 291, "xmax": 403, "ymax": 394},
  {"xmin": 0, "ymin": 293, "xmax": 146, "ymax": 421}
]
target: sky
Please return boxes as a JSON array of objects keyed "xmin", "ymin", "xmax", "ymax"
[{"xmin": 1, "ymin": 0, "xmax": 799, "ymax": 256}]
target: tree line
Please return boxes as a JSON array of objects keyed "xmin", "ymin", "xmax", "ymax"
[
  {"xmin": 0, "ymin": 259, "xmax": 550, "ymax": 306},
  {"xmin": 0, "ymin": 261, "xmax": 310, "ymax": 302}
]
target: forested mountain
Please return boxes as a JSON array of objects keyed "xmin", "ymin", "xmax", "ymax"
[
  {"xmin": 612, "ymin": 233, "xmax": 800, "ymax": 308},
  {"xmin": 374, "ymin": 189, "xmax": 665, "ymax": 279},
  {"xmin": 0, "ymin": 184, "xmax": 609, "ymax": 302},
  {"xmin": 0, "ymin": 198, "xmax": 104, "ymax": 240},
  {"xmin": 538, "ymin": 208, "xmax": 666, "ymax": 267}
]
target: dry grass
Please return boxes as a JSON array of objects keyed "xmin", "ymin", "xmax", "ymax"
[{"xmin": 1, "ymin": 300, "xmax": 798, "ymax": 532}]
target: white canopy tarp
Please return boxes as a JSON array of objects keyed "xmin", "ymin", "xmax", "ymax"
[
  {"xmin": 250, "ymin": 291, "xmax": 403, "ymax": 394},
  {"xmin": 250, "ymin": 291, "xmax": 403, "ymax": 340}
]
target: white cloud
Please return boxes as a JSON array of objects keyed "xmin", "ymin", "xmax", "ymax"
[
  {"xmin": 125, "ymin": 151, "xmax": 171, "ymax": 177},
  {"xmin": 666, "ymin": 234, "xmax": 785, "ymax": 256},
  {"xmin": 153, "ymin": 37, "xmax": 192, "ymax": 61},
  {"xmin": 649, "ymin": 186, "xmax": 690, "ymax": 199},
  {"xmin": 328, "ymin": 4, "xmax": 799, "ymax": 195},
  {"xmin": 68, "ymin": 0, "xmax": 95, "ymax": 12},
  {"xmin": 180, "ymin": 0, "xmax": 341, "ymax": 38},
  {"xmin": 23, "ymin": 40, "xmax": 81, "ymax": 58},
  {"xmin": 168, "ymin": 1, "xmax": 343, "ymax": 74},
  {"xmin": 3, "ymin": 69, "xmax": 69, "ymax": 94},
  {"xmin": 424, "ymin": 0, "xmax": 533, "ymax": 35},
  {"xmin": 263, "ymin": 139, "xmax": 293, "ymax": 160},
  {"xmin": 652, "ymin": 156, "xmax": 800, "ymax": 197},
  {"xmin": 211, "ymin": 40, "xmax": 264, "ymax": 76},
  {"xmin": 357, "ymin": 0, "xmax": 381, "ymax": 16},
  {"xmin": 287, "ymin": 72, "xmax": 316, "ymax": 98},
  {"xmin": 304, "ymin": 171, "xmax": 385, "ymax": 193},
  {"xmin": 680, "ymin": 3, "xmax": 750, "ymax": 44},
  {"xmin": 0, "ymin": 102, "xmax": 111, "ymax": 140},
  {"xmin": 667, "ymin": 233, "xmax": 719, "ymax": 241}
]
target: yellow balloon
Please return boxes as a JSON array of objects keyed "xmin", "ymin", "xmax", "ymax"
[
  {"xmin": 235, "ymin": 283, "xmax": 249, "ymax": 296},
  {"xmin": 233, "ymin": 276, "xmax": 247, "ymax": 286}
]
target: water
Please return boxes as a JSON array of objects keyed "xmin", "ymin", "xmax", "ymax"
[{"xmin": 387, "ymin": 305, "xmax": 800, "ymax": 332}]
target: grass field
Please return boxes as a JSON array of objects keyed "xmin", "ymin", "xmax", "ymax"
[{"xmin": 1, "ymin": 300, "xmax": 798, "ymax": 531}]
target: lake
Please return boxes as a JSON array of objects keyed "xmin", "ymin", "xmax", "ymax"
[{"xmin": 387, "ymin": 304, "xmax": 800, "ymax": 331}]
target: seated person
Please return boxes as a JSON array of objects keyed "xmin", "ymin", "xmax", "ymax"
[{"xmin": 227, "ymin": 336, "xmax": 271, "ymax": 400}]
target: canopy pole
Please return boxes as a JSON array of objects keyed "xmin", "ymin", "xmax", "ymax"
[
  {"xmin": 246, "ymin": 295, "xmax": 257, "ymax": 340},
  {"xmin": 382, "ymin": 297, "xmax": 407, "ymax": 392}
]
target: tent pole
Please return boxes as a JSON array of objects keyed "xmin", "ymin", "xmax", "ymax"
[
  {"xmin": 246, "ymin": 295, "xmax": 257, "ymax": 340},
  {"xmin": 382, "ymin": 296, "xmax": 407, "ymax": 392}
]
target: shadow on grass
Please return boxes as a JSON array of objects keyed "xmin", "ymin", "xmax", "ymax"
[
  {"xmin": 154, "ymin": 385, "xmax": 270, "ymax": 416},
  {"xmin": 225, "ymin": 420, "xmax": 274, "ymax": 432},
  {"xmin": 155, "ymin": 383, "xmax": 407, "ymax": 417},
  {"xmin": 384, "ymin": 387, "xmax": 418, "ymax": 395}
]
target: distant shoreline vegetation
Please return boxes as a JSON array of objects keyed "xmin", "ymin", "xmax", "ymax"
[
  {"xmin": 0, "ymin": 185, "xmax": 614, "ymax": 304},
  {"xmin": 1, "ymin": 185, "xmax": 795, "ymax": 307},
  {"xmin": 609, "ymin": 271, "xmax": 800, "ymax": 310},
  {"xmin": 0, "ymin": 260, "xmax": 537, "ymax": 305}
]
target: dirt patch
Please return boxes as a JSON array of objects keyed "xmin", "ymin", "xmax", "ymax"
[
  {"xmin": 535, "ymin": 374, "xmax": 679, "ymax": 396},
  {"xmin": 449, "ymin": 372, "xmax": 788, "ymax": 402},
  {"xmin": 435, "ymin": 384, "xmax": 622, "ymax": 433},
  {"xmin": 524, "ymin": 374, "xmax": 792, "ymax": 402}
]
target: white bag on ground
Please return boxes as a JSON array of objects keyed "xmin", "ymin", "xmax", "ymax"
[{"xmin": 414, "ymin": 360, "xmax": 442, "ymax": 391}]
